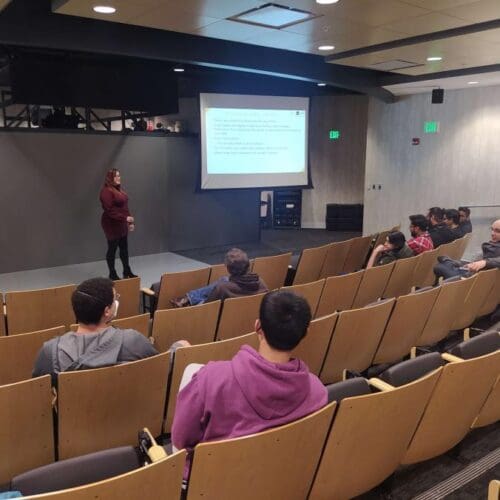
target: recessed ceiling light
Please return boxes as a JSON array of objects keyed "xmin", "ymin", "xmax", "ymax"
[
  {"xmin": 426, "ymin": 56, "xmax": 442, "ymax": 62},
  {"xmin": 173, "ymin": 68, "xmax": 185, "ymax": 73},
  {"xmin": 468, "ymin": 81, "xmax": 479, "ymax": 85},
  {"xmin": 318, "ymin": 45, "xmax": 335, "ymax": 51},
  {"xmin": 316, "ymin": 0, "xmax": 340, "ymax": 4},
  {"xmin": 317, "ymin": 83, "xmax": 326, "ymax": 87},
  {"xmin": 93, "ymin": 6, "xmax": 116, "ymax": 14}
]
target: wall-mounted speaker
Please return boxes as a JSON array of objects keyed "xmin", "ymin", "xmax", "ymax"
[{"xmin": 431, "ymin": 88, "xmax": 444, "ymax": 104}]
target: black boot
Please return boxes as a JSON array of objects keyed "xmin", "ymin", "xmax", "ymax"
[
  {"xmin": 109, "ymin": 271, "xmax": 121, "ymax": 281},
  {"xmin": 123, "ymin": 267, "xmax": 138, "ymax": 279}
]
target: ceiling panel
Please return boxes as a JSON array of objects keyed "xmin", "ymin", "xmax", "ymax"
[
  {"xmin": 382, "ymin": 12, "xmax": 469, "ymax": 35},
  {"xmin": 192, "ymin": 19, "xmax": 274, "ymax": 42},
  {"xmin": 400, "ymin": 0, "xmax": 483, "ymax": 11},
  {"xmin": 174, "ymin": 0, "xmax": 266, "ymax": 19},
  {"xmin": 441, "ymin": 0, "xmax": 500, "ymax": 22}
]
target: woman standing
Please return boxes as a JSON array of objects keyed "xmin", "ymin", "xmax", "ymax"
[{"xmin": 100, "ymin": 169, "xmax": 137, "ymax": 280}]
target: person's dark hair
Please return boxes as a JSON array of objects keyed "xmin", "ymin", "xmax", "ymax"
[
  {"xmin": 428, "ymin": 207, "xmax": 444, "ymax": 222},
  {"xmin": 224, "ymin": 248, "xmax": 250, "ymax": 276},
  {"xmin": 72, "ymin": 277, "xmax": 114, "ymax": 325},
  {"xmin": 387, "ymin": 231, "xmax": 406, "ymax": 251},
  {"xmin": 409, "ymin": 214, "xmax": 428, "ymax": 232},
  {"xmin": 458, "ymin": 206, "xmax": 470, "ymax": 217},
  {"xmin": 444, "ymin": 208, "xmax": 460, "ymax": 225},
  {"xmin": 259, "ymin": 291, "xmax": 311, "ymax": 351}
]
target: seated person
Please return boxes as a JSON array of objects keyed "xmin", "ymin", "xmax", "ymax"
[
  {"xmin": 427, "ymin": 207, "xmax": 456, "ymax": 247},
  {"xmin": 171, "ymin": 248, "xmax": 268, "ymax": 307},
  {"xmin": 458, "ymin": 206, "xmax": 473, "ymax": 234},
  {"xmin": 434, "ymin": 219, "xmax": 500, "ymax": 280},
  {"xmin": 407, "ymin": 214, "xmax": 434, "ymax": 255},
  {"xmin": 33, "ymin": 277, "xmax": 158, "ymax": 384},
  {"xmin": 366, "ymin": 231, "xmax": 414, "ymax": 269},
  {"xmin": 171, "ymin": 290, "xmax": 327, "ymax": 474},
  {"xmin": 443, "ymin": 208, "xmax": 464, "ymax": 239}
]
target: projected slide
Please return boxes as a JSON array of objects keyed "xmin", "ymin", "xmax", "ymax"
[{"xmin": 200, "ymin": 94, "xmax": 309, "ymax": 190}]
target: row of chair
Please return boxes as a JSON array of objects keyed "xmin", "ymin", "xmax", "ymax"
[{"xmin": 2, "ymin": 331, "xmax": 498, "ymax": 499}]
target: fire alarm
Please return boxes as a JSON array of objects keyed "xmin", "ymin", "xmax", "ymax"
[{"xmin": 412, "ymin": 138, "xmax": 420, "ymax": 145}]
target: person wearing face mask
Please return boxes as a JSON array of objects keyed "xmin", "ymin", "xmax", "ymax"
[{"xmin": 32, "ymin": 278, "xmax": 157, "ymax": 385}]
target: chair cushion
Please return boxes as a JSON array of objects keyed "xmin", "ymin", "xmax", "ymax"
[
  {"xmin": 450, "ymin": 331, "xmax": 500, "ymax": 360},
  {"xmin": 379, "ymin": 353, "xmax": 444, "ymax": 387},
  {"xmin": 11, "ymin": 446, "xmax": 141, "ymax": 496},
  {"xmin": 325, "ymin": 378, "xmax": 371, "ymax": 403}
]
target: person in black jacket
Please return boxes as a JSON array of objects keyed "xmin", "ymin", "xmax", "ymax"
[
  {"xmin": 458, "ymin": 206, "xmax": 473, "ymax": 234},
  {"xmin": 444, "ymin": 208, "xmax": 464, "ymax": 239},
  {"xmin": 427, "ymin": 207, "xmax": 456, "ymax": 247}
]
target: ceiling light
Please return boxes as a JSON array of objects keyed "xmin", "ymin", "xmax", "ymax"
[
  {"xmin": 318, "ymin": 45, "xmax": 335, "ymax": 51},
  {"xmin": 93, "ymin": 6, "xmax": 116, "ymax": 14},
  {"xmin": 468, "ymin": 81, "xmax": 479, "ymax": 85},
  {"xmin": 316, "ymin": 0, "xmax": 340, "ymax": 3},
  {"xmin": 173, "ymin": 68, "xmax": 185, "ymax": 72},
  {"xmin": 317, "ymin": 83, "xmax": 326, "ymax": 87},
  {"xmin": 426, "ymin": 56, "xmax": 442, "ymax": 62},
  {"xmin": 229, "ymin": 4, "xmax": 318, "ymax": 29}
]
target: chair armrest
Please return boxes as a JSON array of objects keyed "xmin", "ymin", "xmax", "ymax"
[
  {"xmin": 369, "ymin": 378, "xmax": 395, "ymax": 392},
  {"xmin": 141, "ymin": 287, "xmax": 155, "ymax": 296},
  {"xmin": 441, "ymin": 353, "xmax": 463, "ymax": 363}
]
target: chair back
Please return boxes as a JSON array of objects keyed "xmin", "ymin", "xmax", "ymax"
[
  {"xmin": 403, "ymin": 350, "xmax": 500, "ymax": 464},
  {"xmin": 315, "ymin": 271, "xmax": 363, "ymax": 317},
  {"xmin": 444, "ymin": 237, "xmax": 464, "ymax": 260},
  {"xmin": 382, "ymin": 254, "xmax": 420, "ymax": 299},
  {"xmin": 5, "ymin": 284, "xmax": 76, "ymax": 335},
  {"xmin": 164, "ymin": 332, "xmax": 259, "ymax": 433},
  {"xmin": 112, "ymin": 313, "xmax": 150, "ymax": 337},
  {"xmin": 291, "ymin": 313, "xmax": 338, "ymax": 376},
  {"xmin": 412, "ymin": 248, "xmax": 439, "ymax": 288},
  {"xmin": 310, "ymin": 369, "xmax": 440, "ymax": 500},
  {"xmin": 253, "ymin": 252, "xmax": 292, "ymax": 290},
  {"xmin": 293, "ymin": 245, "xmax": 329, "ymax": 285},
  {"xmin": 0, "ymin": 376, "xmax": 54, "ymax": 484},
  {"xmin": 478, "ymin": 269, "xmax": 500, "ymax": 317},
  {"xmin": 319, "ymin": 240, "xmax": 352, "ymax": 278},
  {"xmin": 152, "ymin": 300, "xmax": 221, "ymax": 352},
  {"xmin": 20, "ymin": 452, "xmax": 187, "ymax": 500},
  {"xmin": 216, "ymin": 292, "xmax": 266, "ymax": 341},
  {"xmin": 373, "ymin": 287, "xmax": 440, "ymax": 365},
  {"xmin": 208, "ymin": 263, "xmax": 228, "ymax": 284},
  {"xmin": 0, "ymin": 293, "xmax": 5, "ymax": 336},
  {"xmin": 352, "ymin": 263, "xmax": 394, "ymax": 309},
  {"xmin": 417, "ymin": 276, "xmax": 476, "ymax": 346},
  {"xmin": 187, "ymin": 403, "xmax": 336, "ymax": 500},
  {"xmin": 342, "ymin": 236, "xmax": 373, "ymax": 273},
  {"xmin": 57, "ymin": 352, "xmax": 170, "ymax": 460},
  {"xmin": 0, "ymin": 325, "xmax": 65, "ymax": 385},
  {"xmin": 281, "ymin": 279, "xmax": 325, "ymax": 317},
  {"xmin": 452, "ymin": 269, "xmax": 497, "ymax": 331},
  {"xmin": 112, "ymin": 277, "xmax": 140, "ymax": 319},
  {"xmin": 156, "ymin": 268, "xmax": 211, "ymax": 310},
  {"xmin": 320, "ymin": 299, "xmax": 395, "ymax": 384},
  {"xmin": 473, "ymin": 374, "xmax": 500, "ymax": 429}
]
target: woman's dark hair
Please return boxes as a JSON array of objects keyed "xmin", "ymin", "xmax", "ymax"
[
  {"xmin": 428, "ymin": 207, "xmax": 444, "ymax": 222},
  {"xmin": 444, "ymin": 208, "xmax": 460, "ymax": 225},
  {"xmin": 259, "ymin": 291, "xmax": 311, "ymax": 351},
  {"xmin": 458, "ymin": 206, "xmax": 470, "ymax": 217},
  {"xmin": 224, "ymin": 248, "xmax": 250, "ymax": 276},
  {"xmin": 387, "ymin": 231, "xmax": 406, "ymax": 251},
  {"xmin": 409, "ymin": 214, "xmax": 428, "ymax": 232},
  {"xmin": 72, "ymin": 277, "xmax": 114, "ymax": 325}
]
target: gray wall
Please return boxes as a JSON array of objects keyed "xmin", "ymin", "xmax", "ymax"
[
  {"xmin": 364, "ymin": 86, "xmax": 500, "ymax": 256},
  {"xmin": 302, "ymin": 95, "xmax": 369, "ymax": 228}
]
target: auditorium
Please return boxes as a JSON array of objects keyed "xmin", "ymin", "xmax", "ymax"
[{"xmin": 0, "ymin": 0, "xmax": 499, "ymax": 498}]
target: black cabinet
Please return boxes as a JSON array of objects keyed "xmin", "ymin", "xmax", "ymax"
[
  {"xmin": 273, "ymin": 190, "xmax": 302, "ymax": 229},
  {"xmin": 326, "ymin": 204, "xmax": 363, "ymax": 231}
]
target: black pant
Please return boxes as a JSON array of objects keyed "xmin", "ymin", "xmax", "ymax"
[{"xmin": 106, "ymin": 236, "xmax": 131, "ymax": 274}]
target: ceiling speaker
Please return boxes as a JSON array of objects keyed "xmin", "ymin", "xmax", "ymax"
[{"xmin": 432, "ymin": 88, "xmax": 444, "ymax": 104}]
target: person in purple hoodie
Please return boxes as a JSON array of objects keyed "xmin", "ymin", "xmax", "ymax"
[{"xmin": 171, "ymin": 290, "xmax": 327, "ymax": 475}]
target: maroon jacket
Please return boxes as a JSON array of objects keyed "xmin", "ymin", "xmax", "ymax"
[{"xmin": 100, "ymin": 186, "xmax": 131, "ymax": 241}]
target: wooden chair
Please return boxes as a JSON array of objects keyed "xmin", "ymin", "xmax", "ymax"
[
  {"xmin": 342, "ymin": 235, "xmax": 373, "ymax": 273},
  {"xmin": 5, "ymin": 284, "xmax": 76, "ymax": 335},
  {"xmin": 0, "ymin": 376, "xmax": 54, "ymax": 484},
  {"xmin": 142, "ymin": 267, "xmax": 211, "ymax": 311},
  {"xmin": 451, "ymin": 269, "xmax": 497, "ymax": 332},
  {"xmin": 319, "ymin": 299, "xmax": 395, "ymax": 384},
  {"xmin": 319, "ymin": 240, "xmax": 352, "ymax": 279},
  {"xmin": 293, "ymin": 244, "xmax": 329, "ymax": 285},
  {"xmin": 373, "ymin": 287, "xmax": 440, "ymax": 365},
  {"xmin": 253, "ymin": 252, "xmax": 291, "ymax": 290},
  {"xmin": 444, "ymin": 237, "xmax": 464, "ymax": 260},
  {"xmin": 459, "ymin": 233, "xmax": 472, "ymax": 259},
  {"xmin": 208, "ymin": 263, "xmax": 228, "ymax": 284},
  {"xmin": 403, "ymin": 350, "xmax": 500, "ymax": 464},
  {"xmin": 152, "ymin": 300, "xmax": 221, "ymax": 352},
  {"xmin": 473, "ymin": 374, "xmax": 500, "ymax": 428},
  {"xmin": 309, "ymin": 369, "xmax": 440, "ymax": 500},
  {"xmin": 281, "ymin": 279, "xmax": 325, "ymax": 317},
  {"xmin": 164, "ymin": 332, "xmax": 259, "ymax": 433},
  {"xmin": 187, "ymin": 403, "xmax": 336, "ymax": 500},
  {"xmin": 489, "ymin": 480, "xmax": 500, "ymax": 500},
  {"xmin": 112, "ymin": 313, "xmax": 150, "ymax": 337},
  {"xmin": 113, "ymin": 277, "xmax": 140, "ymax": 319},
  {"xmin": 57, "ymin": 352, "xmax": 170, "ymax": 460},
  {"xmin": 416, "ymin": 276, "xmax": 476, "ymax": 347},
  {"xmin": 352, "ymin": 262, "xmax": 394, "ymax": 309},
  {"xmin": 478, "ymin": 269, "xmax": 500, "ymax": 318},
  {"xmin": 412, "ymin": 248, "xmax": 439, "ymax": 289},
  {"xmin": 436, "ymin": 239, "xmax": 457, "ymax": 258},
  {"xmin": 0, "ymin": 325, "xmax": 65, "ymax": 385},
  {"xmin": 315, "ymin": 271, "xmax": 363, "ymax": 318},
  {"xmin": 291, "ymin": 313, "xmax": 338, "ymax": 376},
  {"xmin": 0, "ymin": 293, "xmax": 5, "ymax": 336},
  {"xmin": 216, "ymin": 292, "xmax": 266, "ymax": 341},
  {"xmin": 382, "ymin": 254, "xmax": 421, "ymax": 299},
  {"xmin": 21, "ymin": 451, "xmax": 187, "ymax": 500}
]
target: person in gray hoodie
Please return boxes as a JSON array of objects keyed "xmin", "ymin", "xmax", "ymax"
[{"xmin": 33, "ymin": 277, "xmax": 158, "ymax": 384}]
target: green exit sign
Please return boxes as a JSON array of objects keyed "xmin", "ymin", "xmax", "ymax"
[
  {"xmin": 424, "ymin": 121, "xmax": 439, "ymax": 133},
  {"xmin": 329, "ymin": 130, "xmax": 340, "ymax": 140}
]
